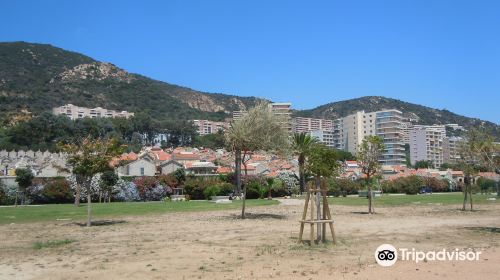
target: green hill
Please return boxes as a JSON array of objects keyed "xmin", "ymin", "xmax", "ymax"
[
  {"xmin": 1, "ymin": 42, "xmax": 498, "ymax": 139},
  {"xmin": 0, "ymin": 41, "xmax": 261, "ymax": 125}
]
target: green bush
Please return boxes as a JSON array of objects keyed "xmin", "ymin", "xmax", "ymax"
[
  {"xmin": 42, "ymin": 178, "xmax": 73, "ymax": 203},
  {"xmin": 382, "ymin": 176, "xmax": 423, "ymax": 195},
  {"xmin": 326, "ymin": 178, "xmax": 362, "ymax": 197},
  {"xmin": 203, "ymin": 185, "xmax": 220, "ymax": 199}
]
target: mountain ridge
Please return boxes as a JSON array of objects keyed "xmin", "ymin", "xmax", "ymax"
[{"xmin": 1, "ymin": 41, "xmax": 498, "ymax": 138}]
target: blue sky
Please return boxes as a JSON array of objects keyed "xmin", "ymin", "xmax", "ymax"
[{"xmin": 1, "ymin": 0, "xmax": 499, "ymax": 123}]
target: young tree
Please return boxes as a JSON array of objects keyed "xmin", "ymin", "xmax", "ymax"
[
  {"xmin": 60, "ymin": 137, "xmax": 125, "ymax": 226},
  {"xmin": 14, "ymin": 168, "xmax": 34, "ymax": 206},
  {"xmin": 225, "ymin": 103, "xmax": 289, "ymax": 218},
  {"xmin": 100, "ymin": 170, "xmax": 119, "ymax": 203},
  {"xmin": 357, "ymin": 136, "xmax": 385, "ymax": 214},
  {"xmin": 292, "ymin": 133, "xmax": 318, "ymax": 193},
  {"xmin": 304, "ymin": 143, "xmax": 340, "ymax": 242},
  {"xmin": 457, "ymin": 129, "xmax": 497, "ymax": 211}
]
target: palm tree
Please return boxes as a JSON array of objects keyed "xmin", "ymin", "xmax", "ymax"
[{"xmin": 292, "ymin": 133, "xmax": 318, "ymax": 193}]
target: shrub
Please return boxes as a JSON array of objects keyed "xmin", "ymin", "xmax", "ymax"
[
  {"xmin": 217, "ymin": 182, "xmax": 234, "ymax": 196},
  {"xmin": 114, "ymin": 180, "xmax": 140, "ymax": 202},
  {"xmin": 326, "ymin": 178, "xmax": 362, "ymax": 197},
  {"xmin": 41, "ymin": 178, "xmax": 73, "ymax": 204},
  {"xmin": 382, "ymin": 175, "xmax": 423, "ymax": 195},
  {"xmin": 183, "ymin": 177, "xmax": 224, "ymax": 200},
  {"xmin": 203, "ymin": 185, "xmax": 220, "ymax": 199}
]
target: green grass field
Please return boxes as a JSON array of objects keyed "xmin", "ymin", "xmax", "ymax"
[
  {"xmin": 328, "ymin": 192, "xmax": 499, "ymax": 206},
  {"xmin": 0, "ymin": 199, "xmax": 278, "ymax": 225},
  {"xmin": 1, "ymin": 193, "xmax": 498, "ymax": 225}
]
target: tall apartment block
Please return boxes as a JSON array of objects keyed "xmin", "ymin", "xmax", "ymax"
[
  {"xmin": 192, "ymin": 120, "xmax": 229, "ymax": 135},
  {"xmin": 308, "ymin": 130, "xmax": 335, "ymax": 148},
  {"xmin": 400, "ymin": 122, "xmax": 413, "ymax": 144},
  {"xmin": 269, "ymin": 102, "xmax": 292, "ymax": 132},
  {"xmin": 409, "ymin": 125, "xmax": 446, "ymax": 168},
  {"xmin": 334, "ymin": 109, "xmax": 406, "ymax": 165},
  {"xmin": 52, "ymin": 104, "xmax": 134, "ymax": 120},
  {"xmin": 443, "ymin": 136, "xmax": 463, "ymax": 164},
  {"xmin": 292, "ymin": 117, "xmax": 333, "ymax": 133},
  {"xmin": 232, "ymin": 102, "xmax": 292, "ymax": 132}
]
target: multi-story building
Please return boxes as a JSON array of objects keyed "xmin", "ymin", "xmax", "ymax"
[
  {"xmin": 308, "ymin": 129, "xmax": 335, "ymax": 148},
  {"xmin": 443, "ymin": 136, "xmax": 464, "ymax": 164},
  {"xmin": 400, "ymin": 122, "xmax": 413, "ymax": 145},
  {"xmin": 193, "ymin": 120, "xmax": 229, "ymax": 135},
  {"xmin": 409, "ymin": 125, "xmax": 446, "ymax": 168},
  {"xmin": 232, "ymin": 102, "xmax": 292, "ymax": 132},
  {"xmin": 334, "ymin": 109, "xmax": 406, "ymax": 165},
  {"xmin": 53, "ymin": 104, "xmax": 134, "ymax": 120},
  {"xmin": 292, "ymin": 117, "xmax": 333, "ymax": 133},
  {"xmin": 269, "ymin": 102, "xmax": 292, "ymax": 132}
]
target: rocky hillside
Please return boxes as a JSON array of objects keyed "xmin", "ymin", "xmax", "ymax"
[
  {"xmin": 0, "ymin": 42, "xmax": 262, "ymax": 124},
  {"xmin": 295, "ymin": 96, "xmax": 499, "ymax": 138}
]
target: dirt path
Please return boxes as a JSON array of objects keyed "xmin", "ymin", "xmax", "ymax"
[{"xmin": 0, "ymin": 202, "xmax": 499, "ymax": 279}]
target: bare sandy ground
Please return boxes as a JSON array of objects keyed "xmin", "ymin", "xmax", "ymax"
[{"xmin": 0, "ymin": 200, "xmax": 499, "ymax": 280}]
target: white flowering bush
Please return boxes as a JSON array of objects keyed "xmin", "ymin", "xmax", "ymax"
[
  {"xmin": 68, "ymin": 173, "xmax": 102, "ymax": 202},
  {"xmin": 114, "ymin": 179, "xmax": 140, "ymax": 202},
  {"xmin": 276, "ymin": 171, "xmax": 298, "ymax": 193}
]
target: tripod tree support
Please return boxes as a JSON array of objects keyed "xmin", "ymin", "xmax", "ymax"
[{"xmin": 298, "ymin": 181, "xmax": 335, "ymax": 245}]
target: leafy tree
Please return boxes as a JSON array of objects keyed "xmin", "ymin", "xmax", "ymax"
[
  {"xmin": 304, "ymin": 143, "xmax": 340, "ymax": 242},
  {"xmin": 225, "ymin": 103, "xmax": 289, "ymax": 218},
  {"xmin": 457, "ymin": 129, "xmax": 496, "ymax": 211},
  {"xmin": 292, "ymin": 133, "xmax": 318, "ymax": 193},
  {"xmin": 100, "ymin": 170, "xmax": 119, "ymax": 203},
  {"xmin": 14, "ymin": 168, "xmax": 34, "ymax": 206},
  {"xmin": 357, "ymin": 136, "xmax": 385, "ymax": 214},
  {"xmin": 193, "ymin": 130, "xmax": 225, "ymax": 149},
  {"xmin": 60, "ymin": 137, "xmax": 125, "ymax": 226},
  {"xmin": 415, "ymin": 160, "xmax": 433, "ymax": 169}
]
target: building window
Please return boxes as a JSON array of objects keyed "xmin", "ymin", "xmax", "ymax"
[{"xmin": 140, "ymin": 167, "xmax": 145, "ymax": 176}]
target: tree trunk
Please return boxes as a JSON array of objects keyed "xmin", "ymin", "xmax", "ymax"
[
  {"xmin": 315, "ymin": 176, "xmax": 321, "ymax": 242},
  {"xmin": 462, "ymin": 183, "xmax": 468, "ymax": 211},
  {"xmin": 99, "ymin": 191, "xmax": 102, "ymax": 203},
  {"xmin": 469, "ymin": 182, "xmax": 473, "ymax": 211},
  {"xmin": 74, "ymin": 176, "xmax": 82, "ymax": 207},
  {"xmin": 367, "ymin": 175, "xmax": 373, "ymax": 214},
  {"xmin": 235, "ymin": 149, "xmax": 242, "ymax": 195},
  {"xmin": 87, "ymin": 188, "xmax": 92, "ymax": 227},
  {"xmin": 299, "ymin": 156, "xmax": 305, "ymax": 193},
  {"xmin": 241, "ymin": 183, "xmax": 247, "ymax": 219},
  {"xmin": 14, "ymin": 188, "xmax": 18, "ymax": 207}
]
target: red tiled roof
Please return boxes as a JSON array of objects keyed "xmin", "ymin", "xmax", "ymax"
[{"xmin": 216, "ymin": 166, "xmax": 233, "ymax": 174}]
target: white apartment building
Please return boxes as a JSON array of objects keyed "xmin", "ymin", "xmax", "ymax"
[
  {"xmin": 193, "ymin": 120, "xmax": 229, "ymax": 135},
  {"xmin": 269, "ymin": 102, "xmax": 292, "ymax": 132},
  {"xmin": 53, "ymin": 104, "xmax": 134, "ymax": 120},
  {"xmin": 334, "ymin": 109, "xmax": 406, "ymax": 166},
  {"xmin": 443, "ymin": 136, "xmax": 464, "ymax": 164},
  {"xmin": 292, "ymin": 117, "xmax": 333, "ymax": 133},
  {"xmin": 308, "ymin": 129, "xmax": 335, "ymax": 148},
  {"xmin": 401, "ymin": 122, "xmax": 413, "ymax": 145},
  {"xmin": 232, "ymin": 102, "xmax": 292, "ymax": 132},
  {"xmin": 409, "ymin": 125, "xmax": 446, "ymax": 168}
]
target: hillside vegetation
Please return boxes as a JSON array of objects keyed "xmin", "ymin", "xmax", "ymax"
[{"xmin": 0, "ymin": 42, "xmax": 261, "ymax": 125}]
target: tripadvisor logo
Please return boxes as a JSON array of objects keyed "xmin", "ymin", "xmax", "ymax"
[
  {"xmin": 375, "ymin": 244, "xmax": 482, "ymax": 267},
  {"xmin": 375, "ymin": 244, "xmax": 397, "ymax": 266}
]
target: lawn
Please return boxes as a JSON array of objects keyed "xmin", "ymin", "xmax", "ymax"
[
  {"xmin": 0, "ymin": 199, "xmax": 278, "ymax": 225},
  {"xmin": 328, "ymin": 192, "xmax": 499, "ymax": 206}
]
